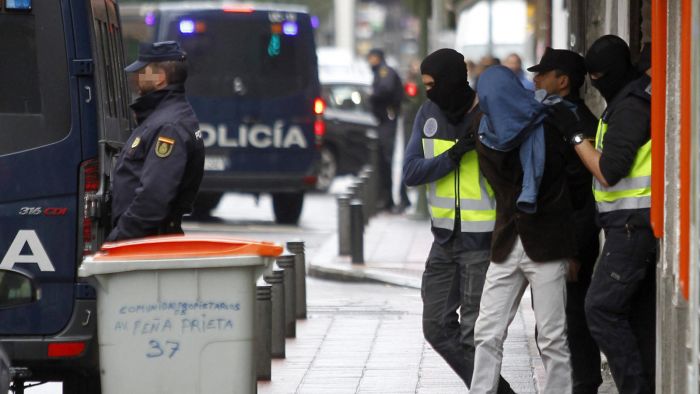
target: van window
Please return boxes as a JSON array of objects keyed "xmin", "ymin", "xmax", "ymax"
[
  {"xmin": 0, "ymin": 5, "xmax": 70, "ymax": 156},
  {"xmin": 90, "ymin": 0, "xmax": 132, "ymax": 144},
  {"xmin": 166, "ymin": 13, "xmax": 313, "ymax": 98}
]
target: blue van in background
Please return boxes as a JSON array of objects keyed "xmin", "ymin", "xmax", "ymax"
[
  {"xmin": 0, "ymin": 0, "xmax": 131, "ymax": 391},
  {"xmin": 121, "ymin": 3, "xmax": 324, "ymax": 224}
]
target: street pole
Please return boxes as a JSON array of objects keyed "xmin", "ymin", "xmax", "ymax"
[
  {"xmin": 334, "ymin": 0, "xmax": 356, "ymax": 54},
  {"xmin": 412, "ymin": 0, "xmax": 430, "ymax": 220}
]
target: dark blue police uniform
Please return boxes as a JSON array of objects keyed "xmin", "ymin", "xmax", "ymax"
[
  {"xmin": 107, "ymin": 42, "xmax": 204, "ymax": 241},
  {"xmin": 369, "ymin": 59, "xmax": 403, "ymax": 210}
]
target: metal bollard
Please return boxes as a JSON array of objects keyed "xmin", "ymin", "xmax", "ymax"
[
  {"xmin": 286, "ymin": 240, "xmax": 307, "ymax": 319},
  {"xmin": 350, "ymin": 199, "xmax": 364, "ymax": 264},
  {"xmin": 276, "ymin": 255, "xmax": 296, "ymax": 338},
  {"xmin": 348, "ymin": 184, "xmax": 359, "ymax": 201},
  {"xmin": 255, "ymin": 282, "xmax": 272, "ymax": 380},
  {"xmin": 337, "ymin": 195, "xmax": 351, "ymax": 255},
  {"xmin": 353, "ymin": 180, "xmax": 369, "ymax": 225},
  {"xmin": 263, "ymin": 266, "xmax": 285, "ymax": 358},
  {"xmin": 360, "ymin": 170, "xmax": 375, "ymax": 218},
  {"xmin": 368, "ymin": 136, "xmax": 381, "ymax": 210}
]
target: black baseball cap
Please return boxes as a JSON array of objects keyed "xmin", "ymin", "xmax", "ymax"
[
  {"xmin": 527, "ymin": 47, "xmax": 587, "ymax": 89},
  {"xmin": 124, "ymin": 41, "xmax": 187, "ymax": 73}
]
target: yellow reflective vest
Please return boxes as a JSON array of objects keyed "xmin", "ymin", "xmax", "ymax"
[
  {"xmin": 592, "ymin": 119, "xmax": 651, "ymax": 213},
  {"xmin": 422, "ymin": 138, "xmax": 496, "ymax": 232}
]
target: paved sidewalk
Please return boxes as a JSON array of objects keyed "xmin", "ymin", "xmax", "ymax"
[
  {"xmin": 258, "ymin": 278, "xmax": 537, "ymax": 393},
  {"xmin": 305, "ymin": 210, "xmax": 618, "ymax": 393}
]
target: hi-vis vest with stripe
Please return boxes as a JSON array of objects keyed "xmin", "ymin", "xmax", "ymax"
[
  {"xmin": 592, "ymin": 119, "xmax": 651, "ymax": 212},
  {"xmin": 423, "ymin": 138, "xmax": 496, "ymax": 232}
]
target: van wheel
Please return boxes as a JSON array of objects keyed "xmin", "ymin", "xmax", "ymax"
[
  {"xmin": 272, "ymin": 192, "xmax": 304, "ymax": 225},
  {"xmin": 316, "ymin": 147, "xmax": 337, "ymax": 192},
  {"xmin": 192, "ymin": 192, "xmax": 223, "ymax": 217},
  {"xmin": 63, "ymin": 371, "xmax": 101, "ymax": 394}
]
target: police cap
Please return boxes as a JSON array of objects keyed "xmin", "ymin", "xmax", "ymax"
[
  {"xmin": 124, "ymin": 41, "xmax": 187, "ymax": 73},
  {"xmin": 367, "ymin": 48, "xmax": 385, "ymax": 60},
  {"xmin": 527, "ymin": 47, "xmax": 587, "ymax": 89}
]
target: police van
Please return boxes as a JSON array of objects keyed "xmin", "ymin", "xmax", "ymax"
[
  {"xmin": 0, "ymin": 0, "xmax": 131, "ymax": 391},
  {"xmin": 121, "ymin": 2, "xmax": 324, "ymax": 224}
]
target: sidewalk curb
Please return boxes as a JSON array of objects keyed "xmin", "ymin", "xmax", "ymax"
[{"xmin": 308, "ymin": 262, "xmax": 421, "ymax": 289}]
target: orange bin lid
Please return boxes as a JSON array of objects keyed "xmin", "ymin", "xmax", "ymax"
[{"xmin": 92, "ymin": 234, "xmax": 283, "ymax": 261}]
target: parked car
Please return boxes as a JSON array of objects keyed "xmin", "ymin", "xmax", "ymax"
[{"xmin": 317, "ymin": 77, "xmax": 379, "ymax": 191}]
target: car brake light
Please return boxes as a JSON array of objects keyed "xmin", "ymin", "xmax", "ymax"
[
  {"xmin": 82, "ymin": 160, "xmax": 100, "ymax": 193},
  {"xmin": 405, "ymin": 82, "xmax": 418, "ymax": 97},
  {"xmin": 223, "ymin": 5, "xmax": 254, "ymax": 13},
  {"xmin": 80, "ymin": 160, "xmax": 100, "ymax": 256},
  {"xmin": 314, "ymin": 119, "xmax": 326, "ymax": 137},
  {"xmin": 303, "ymin": 176, "xmax": 317, "ymax": 185},
  {"xmin": 48, "ymin": 342, "xmax": 86, "ymax": 358},
  {"xmin": 313, "ymin": 98, "xmax": 325, "ymax": 115}
]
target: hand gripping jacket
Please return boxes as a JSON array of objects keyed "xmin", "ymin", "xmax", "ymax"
[
  {"xmin": 593, "ymin": 118, "xmax": 651, "ymax": 212},
  {"xmin": 422, "ymin": 125, "xmax": 496, "ymax": 233}
]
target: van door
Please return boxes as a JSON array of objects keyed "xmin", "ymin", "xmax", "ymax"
[
  {"xmin": 87, "ymin": 0, "xmax": 132, "ymax": 248},
  {"xmin": 161, "ymin": 10, "xmax": 321, "ymax": 180},
  {"xmin": 0, "ymin": 1, "xmax": 80, "ymax": 334}
]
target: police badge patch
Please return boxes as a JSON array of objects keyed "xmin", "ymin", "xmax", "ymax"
[
  {"xmin": 423, "ymin": 118, "xmax": 438, "ymax": 137},
  {"xmin": 155, "ymin": 136, "xmax": 175, "ymax": 158}
]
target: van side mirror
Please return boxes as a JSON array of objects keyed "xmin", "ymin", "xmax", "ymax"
[{"xmin": 0, "ymin": 270, "xmax": 39, "ymax": 308}]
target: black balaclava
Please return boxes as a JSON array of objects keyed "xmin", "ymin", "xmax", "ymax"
[
  {"xmin": 585, "ymin": 35, "xmax": 638, "ymax": 102},
  {"xmin": 420, "ymin": 48, "xmax": 475, "ymax": 125}
]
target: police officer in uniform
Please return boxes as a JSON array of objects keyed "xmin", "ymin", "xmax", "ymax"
[
  {"xmin": 107, "ymin": 41, "xmax": 204, "ymax": 242},
  {"xmin": 529, "ymin": 48, "xmax": 602, "ymax": 393},
  {"xmin": 403, "ymin": 49, "xmax": 513, "ymax": 393},
  {"xmin": 551, "ymin": 35, "xmax": 655, "ymax": 393},
  {"xmin": 367, "ymin": 48, "xmax": 405, "ymax": 212}
]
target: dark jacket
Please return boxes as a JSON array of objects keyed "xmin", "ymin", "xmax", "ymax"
[
  {"xmin": 597, "ymin": 75, "xmax": 652, "ymax": 229},
  {"xmin": 403, "ymin": 100, "xmax": 491, "ymax": 251},
  {"xmin": 370, "ymin": 63, "xmax": 403, "ymax": 123},
  {"xmin": 108, "ymin": 84, "xmax": 205, "ymax": 241},
  {"xmin": 565, "ymin": 96, "xmax": 601, "ymax": 265},
  {"xmin": 476, "ymin": 122, "xmax": 576, "ymax": 263}
]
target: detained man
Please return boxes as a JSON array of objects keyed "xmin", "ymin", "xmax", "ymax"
[{"xmin": 470, "ymin": 66, "xmax": 575, "ymax": 394}]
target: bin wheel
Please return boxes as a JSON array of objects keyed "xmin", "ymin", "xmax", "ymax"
[{"xmin": 272, "ymin": 192, "xmax": 304, "ymax": 224}]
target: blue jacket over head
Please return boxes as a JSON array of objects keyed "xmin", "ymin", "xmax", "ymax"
[{"xmin": 477, "ymin": 66, "xmax": 552, "ymax": 213}]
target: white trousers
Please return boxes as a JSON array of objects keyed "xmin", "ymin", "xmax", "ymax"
[{"xmin": 470, "ymin": 237, "xmax": 571, "ymax": 394}]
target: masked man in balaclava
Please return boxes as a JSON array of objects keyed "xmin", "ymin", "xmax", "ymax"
[
  {"xmin": 403, "ymin": 49, "xmax": 513, "ymax": 393},
  {"xmin": 549, "ymin": 35, "xmax": 655, "ymax": 394}
]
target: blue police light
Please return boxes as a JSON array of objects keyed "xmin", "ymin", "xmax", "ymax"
[
  {"xmin": 282, "ymin": 21, "xmax": 298, "ymax": 36},
  {"xmin": 5, "ymin": 0, "xmax": 32, "ymax": 10},
  {"xmin": 311, "ymin": 16, "xmax": 320, "ymax": 29},
  {"xmin": 179, "ymin": 19, "xmax": 195, "ymax": 34},
  {"xmin": 144, "ymin": 11, "xmax": 156, "ymax": 26}
]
